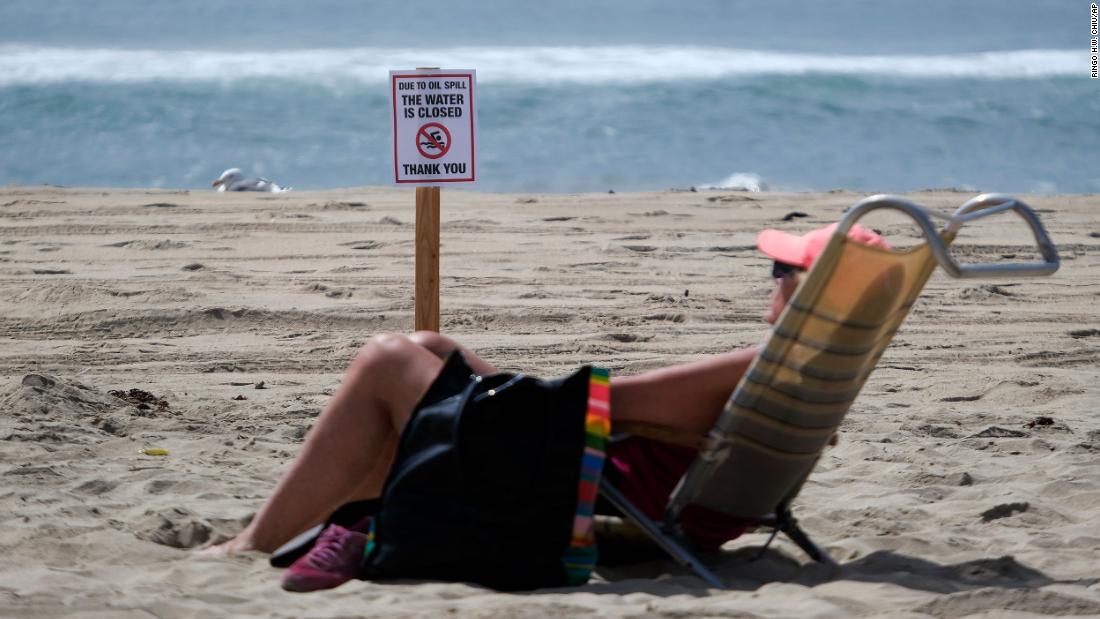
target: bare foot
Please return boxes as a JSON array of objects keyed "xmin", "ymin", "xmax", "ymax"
[{"xmin": 198, "ymin": 535, "xmax": 259, "ymax": 556}]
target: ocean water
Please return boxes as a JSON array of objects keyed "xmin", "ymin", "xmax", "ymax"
[{"xmin": 0, "ymin": 0, "xmax": 1095, "ymax": 194}]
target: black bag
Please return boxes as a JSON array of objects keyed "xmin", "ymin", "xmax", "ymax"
[{"xmin": 358, "ymin": 352, "xmax": 599, "ymax": 591}]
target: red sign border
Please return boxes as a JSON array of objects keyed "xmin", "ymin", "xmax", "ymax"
[{"xmin": 391, "ymin": 71, "xmax": 477, "ymax": 184}]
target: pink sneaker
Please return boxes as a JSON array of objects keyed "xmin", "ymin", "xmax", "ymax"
[{"xmin": 280, "ymin": 524, "xmax": 368, "ymax": 592}]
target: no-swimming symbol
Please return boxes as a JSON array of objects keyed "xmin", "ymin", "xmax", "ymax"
[{"xmin": 416, "ymin": 122, "xmax": 451, "ymax": 159}]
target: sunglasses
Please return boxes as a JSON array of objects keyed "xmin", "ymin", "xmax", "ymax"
[{"xmin": 771, "ymin": 261, "xmax": 803, "ymax": 279}]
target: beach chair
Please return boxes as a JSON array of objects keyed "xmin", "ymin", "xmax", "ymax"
[{"xmin": 601, "ymin": 194, "xmax": 1060, "ymax": 588}]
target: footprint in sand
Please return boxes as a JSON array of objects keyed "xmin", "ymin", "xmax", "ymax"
[
  {"xmin": 340, "ymin": 240, "xmax": 385, "ymax": 251},
  {"xmin": 706, "ymin": 195, "xmax": 758, "ymax": 203},
  {"xmin": 106, "ymin": 239, "xmax": 189, "ymax": 250},
  {"xmin": 603, "ymin": 333, "xmax": 654, "ymax": 343},
  {"xmin": 302, "ymin": 283, "xmax": 353, "ymax": 298},
  {"xmin": 73, "ymin": 479, "xmax": 119, "ymax": 495},
  {"xmin": 135, "ymin": 507, "xmax": 240, "ymax": 549},
  {"xmin": 321, "ymin": 201, "xmax": 368, "ymax": 210}
]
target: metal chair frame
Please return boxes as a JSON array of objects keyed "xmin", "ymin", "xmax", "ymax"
[{"xmin": 599, "ymin": 194, "xmax": 1060, "ymax": 588}]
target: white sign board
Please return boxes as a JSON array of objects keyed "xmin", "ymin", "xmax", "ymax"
[{"xmin": 390, "ymin": 69, "xmax": 477, "ymax": 184}]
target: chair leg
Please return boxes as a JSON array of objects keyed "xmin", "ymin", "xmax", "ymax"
[
  {"xmin": 598, "ymin": 484, "xmax": 726, "ymax": 589},
  {"xmin": 777, "ymin": 508, "xmax": 836, "ymax": 565},
  {"xmin": 753, "ymin": 526, "xmax": 780, "ymax": 561}
]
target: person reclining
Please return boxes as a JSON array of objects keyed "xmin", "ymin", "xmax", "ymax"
[{"xmin": 205, "ymin": 223, "xmax": 890, "ymax": 592}]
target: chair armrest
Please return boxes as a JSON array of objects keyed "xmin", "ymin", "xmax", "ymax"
[
  {"xmin": 837, "ymin": 193, "xmax": 1060, "ymax": 280},
  {"xmin": 940, "ymin": 193, "xmax": 1060, "ymax": 279}
]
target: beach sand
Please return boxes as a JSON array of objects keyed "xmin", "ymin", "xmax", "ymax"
[{"xmin": 1, "ymin": 186, "xmax": 1098, "ymax": 618}]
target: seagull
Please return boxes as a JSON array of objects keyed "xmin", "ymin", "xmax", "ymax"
[{"xmin": 211, "ymin": 168, "xmax": 291, "ymax": 192}]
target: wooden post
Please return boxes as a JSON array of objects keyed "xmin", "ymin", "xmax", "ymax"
[
  {"xmin": 413, "ymin": 67, "xmax": 442, "ymax": 333},
  {"xmin": 415, "ymin": 185, "xmax": 440, "ymax": 332}
]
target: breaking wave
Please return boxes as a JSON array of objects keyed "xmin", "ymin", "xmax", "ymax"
[{"xmin": 0, "ymin": 45, "xmax": 1081, "ymax": 86}]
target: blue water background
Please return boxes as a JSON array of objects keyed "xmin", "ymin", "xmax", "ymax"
[{"xmin": 0, "ymin": 1, "xmax": 1095, "ymax": 193}]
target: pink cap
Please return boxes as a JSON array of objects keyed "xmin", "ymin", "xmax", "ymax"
[{"xmin": 756, "ymin": 222, "xmax": 891, "ymax": 270}]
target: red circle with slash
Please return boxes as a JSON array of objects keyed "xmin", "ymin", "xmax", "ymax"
[{"xmin": 416, "ymin": 122, "xmax": 452, "ymax": 159}]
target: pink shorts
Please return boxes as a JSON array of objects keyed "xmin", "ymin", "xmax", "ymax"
[{"xmin": 606, "ymin": 436, "xmax": 747, "ymax": 549}]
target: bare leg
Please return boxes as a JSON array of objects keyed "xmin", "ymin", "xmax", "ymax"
[
  {"xmin": 341, "ymin": 428, "xmax": 397, "ymax": 505},
  {"xmin": 407, "ymin": 328, "xmax": 753, "ymax": 436},
  {"xmin": 610, "ymin": 346, "xmax": 758, "ymax": 434},
  {"xmin": 207, "ymin": 327, "xmax": 748, "ymax": 554},
  {"xmin": 212, "ymin": 334, "xmax": 448, "ymax": 553},
  {"xmin": 338, "ymin": 332, "xmax": 497, "ymax": 503},
  {"xmin": 407, "ymin": 330, "xmax": 498, "ymax": 375}
]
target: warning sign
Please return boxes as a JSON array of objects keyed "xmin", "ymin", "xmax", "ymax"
[{"xmin": 391, "ymin": 70, "xmax": 477, "ymax": 184}]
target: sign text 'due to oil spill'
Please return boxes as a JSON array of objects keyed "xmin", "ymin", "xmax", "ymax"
[{"xmin": 390, "ymin": 70, "xmax": 477, "ymax": 184}]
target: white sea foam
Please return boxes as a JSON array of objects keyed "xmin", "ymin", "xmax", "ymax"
[
  {"xmin": 0, "ymin": 45, "xmax": 1082, "ymax": 86},
  {"xmin": 702, "ymin": 172, "xmax": 768, "ymax": 192}
]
